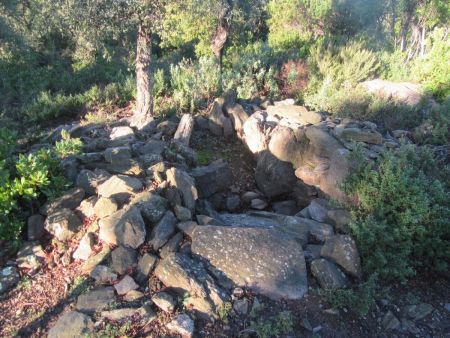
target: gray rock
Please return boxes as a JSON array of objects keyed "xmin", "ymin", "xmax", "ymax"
[
  {"xmin": 152, "ymin": 291, "xmax": 176, "ymax": 312},
  {"xmin": 177, "ymin": 221, "xmax": 198, "ymax": 237},
  {"xmin": 111, "ymin": 246, "xmax": 138, "ymax": 275},
  {"xmin": 137, "ymin": 140, "xmax": 167, "ymax": 156},
  {"xmin": 136, "ymin": 253, "xmax": 157, "ymax": 283},
  {"xmin": 114, "ymin": 275, "xmax": 139, "ymax": 295},
  {"xmin": 306, "ymin": 219, "xmax": 334, "ymax": 243},
  {"xmin": 225, "ymin": 195, "xmax": 241, "ymax": 212},
  {"xmin": 45, "ymin": 208, "xmax": 82, "ymax": 241},
  {"xmin": 110, "ymin": 126, "xmax": 134, "ymax": 143},
  {"xmin": 327, "ymin": 209, "xmax": 351, "ymax": 233},
  {"xmin": 41, "ymin": 187, "xmax": 85, "ymax": 215},
  {"xmin": 272, "ymin": 200, "xmax": 299, "ymax": 216},
  {"xmin": 97, "ymin": 175, "xmax": 142, "ymax": 204},
  {"xmin": 130, "ymin": 191, "xmax": 168, "ymax": 223},
  {"xmin": 98, "ymin": 207, "xmax": 146, "ymax": 249},
  {"xmin": 310, "ymin": 258, "xmax": 349, "ymax": 289},
  {"xmin": 27, "ymin": 214, "xmax": 45, "ymax": 241},
  {"xmin": 159, "ymin": 232, "xmax": 184, "ymax": 258},
  {"xmin": 382, "ymin": 311, "xmax": 401, "ymax": 330},
  {"xmin": 76, "ymin": 287, "xmax": 115, "ymax": 313},
  {"xmin": 191, "ymin": 226, "xmax": 308, "ymax": 300},
  {"xmin": 82, "ymin": 247, "xmax": 111, "ymax": 274},
  {"xmin": 233, "ymin": 299, "xmax": 249, "ymax": 315},
  {"xmin": 149, "ymin": 211, "xmax": 177, "ymax": 250},
  {"xmin": 166, "ymin": 168, "xmax": 198, "ymax": 211},
  {"xmin": 304, "ymin": 244, "xmax": 323, "ymax": 262},
  {"xmin": 123, "ymin": 290, "xmax": 145, "ymax": 302},
  {"xmin": 165, "ymin": 140, "xmax": 198, "ymax": 167},
  {"xmin": 321, "ymin": 235, "xmax": 362, "ymax": 278},
  {"xmin": 61, "ymin": 157, "xmax": 79, "ymax": 184},
  {"xmin": 93, "ymin": 158, "xmax": 143, "ymax": 176},
  {"xmin": 403, "ymin": 303, "xmax": 433, "ymax": 320},
  {"xmin": 340, "ymin": 127, "xmax": 382, "ymax": 145},
  {"xmin": 308, "ymin": 199, "xmax": 331, "ymax": 223},
  {"xmin": 166, "ymin": 313, "xmax": 194, "ymax": 338},
  {"xmin": 101, "ymin": 307, "xmax": 147, "ymax": 321},
  {"xmin": 174, "ymin": 205, "xmax": 192, "ymax": 221},
  {"xmin": 94, "ymin": 196, "xmax": 118, "ymax": 219},
  {"xmin": 191, "ymin": 159, "xmax": 232, "ymax": 198},
  {"xmin": 73, "ymin": 232, "xmax": 95, "ymax": 261},
  {"xmin": 0, "ymin": 266, "xmax": 20, "ymax": 294},
  {"xmin": 255, "ymin": 152, "xmax": 297, "ymax": 198},
  {"xmin": 76, "ymin": 169, "xmax": 111, "ymax": 195},
  {"xmin": 48, "ymin": 311, "xmax": 94, "ymax": 338},
  {"xmin": 16, "ymin": 242, "xmax": 45, "ymax": 270},
  {"xmin": 78, "ymin": 196, "xmax": 98, "ymax": 218},
  {"xmin": 90, "ymin": 265, "xmax": 117, "ymax": 284},
  {"xmin": 154, "ymin": 253, "xmax": 228, "ymax": 318},
  {"xmin": 251, "ymin": 199, "xmax": 268, "ymax": 210},
  {"xmin": 104, "ymin": 146, "xmax": 131, "ymax": 163},
  {"xmin": 266, "ymin": 105, "xmax": 322, "ymax": 125}
]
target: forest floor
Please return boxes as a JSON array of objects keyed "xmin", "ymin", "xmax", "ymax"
[{"xmin": 0, "ymin": 111, "xmax": 449, "ymax": 338}]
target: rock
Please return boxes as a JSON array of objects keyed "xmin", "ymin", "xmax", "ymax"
[
  {"xmin": 0, "ymin": 266, "xmax": 20, "ymax": 294},
  {"xmin": 48, "ymin": 311, "xmax": 94, "ymax": 338},
  {"xmin": 403, "ymin": 303, "xmax": 434, "ymax": 320},
  {"xmin": 136, "ymin": 253, "xmax": 157, "ymax": 283},
  {"xmin": 174, "ymin": 205, "xmax": 192, "ymax": 221},
  {"xmin": 306, "ymin": 219, "xmax": 334, "ymax": 243},
  {"xmin": 159, "ymin": 232, "xmax": 184, "ymax": 258},
  {"xmin": 233, "ymin": 299, "xmax": 249, "ymax": 315},
  {"xmin": 61, "ymin": 157, "xmax": 79, "ymax": 184},
  {"xmin": 225, "ymin": 194, "xmax": 241, "ymax": 212},
  {"xmin": 177, "ymin": 221, "xmax": 198, "ymax": 237},
  {"xmin": 340, "ymin": 128, "xmax": 383, "ymax": 145},
  {"xmin": 76, "ymin": 287, "xmax": 115, "ymax": 313},
  {"xmin": 45, "ymin": 208, "xmax": 82, "ymax": 241},
  {"xmin": 94, "ymin": 158, "xmax": 143, "ymax": 176},
  {"xmin": 308, "ymin": 199, "xmax": 331, "ymax": 223},
  {"xmin": 137, "ymin": 140, "xmax": 167, "ymax": 156},
  {"xmin": 27, "ymin": 214, "xmax": 45, "ymax": 240},
  {"xmin": 165, "ymin": 140, "xmax": 198, "ymax": 167},
  {"xmin": 73, "ymin": 232, "xmax": 95, "ymax": 261},
  {"xmin": 304, "ymin": 126, "xmax": 343, "ymax": 158},
  {"xmin": 209, "ymin": 98, "xmax": 228, "ymax": 136},
  {"xmin": 152, "ymin": 291, "xmax": 176, "ymax": 312},
  {"xmin": 16, "ymin": 242, "xmax": 45, "ymax": 270},
  {"xmin": 76, "ymin": 169, "xmax": 111, "ymax": 195},
  {"xmin": 310, "ymin": 258, "xmax": 349, "ymax": 289},
  {"xmin": 111, "ymin": 246, "xmax": 138, "ymax": 275},
  {"xmin": 191, "ymin": 226, "xmax": 308, "ymax": 300},
  {"xmin": 166, "ymin": 168, "xmax": 198, "ymax": 211},
  {"xmin": 149, "ymin": 211, "xmax": 177, "ymax": 250},
  {"xmin": 90, "ymin": 265, "xmax": 117, "ymax": 284},
  {"xmin": 321, "ymin": 235, "xmax": 362, "ymax": 278},
  {"xmin": 268, "ymin": 126, "xmax": 304, "ymax": 167},
  {"xmin": 361, "ymin": 79, "xmax": 423, "ymax": 106},
  {"xmin": 225, "ymin": 103, "xmax": 248, "ymax": 137},
  {"xmin": 272, "ymin": 200, "xmax": 299, "ymax": 216},
  {"xmin": 123, "ymin": 290, "xmax": 145, "ymax": 302},
  {"xmin": 154, "ymin": 253, "xmax": 227, "ymax": 317},
  {"xmin": 78, "ymin": 196, "xmax": 98, "ymax": 218},
  {"xmin": 41, "ymin": 187, "xmax": 85, "ymax": 214},
  {"xmin": 250, "ymin": 199, "xmax": 268, "ymax": 210},
  {"xmin": 327, "ymin": 209, "xmax": 351, "ymax": 233},
  {"xmin": 110, "ymin": 126, "xmax": 134, "ymax": 142},
  {"xmin": 104, "ymin": 146, "xmax": 131, "ymax": 163},
  {"xmin": 82, "ymin": 247, "xmax": 111, "ymax": 274},
  {"xmin": 241, "ymin": 191, "xmax": 261, "ymax": 203},
  {"xmin": 101, "ymin": 307, "xmax": 146, "ymax": 321},
  {"xmin": 191, "ymin": 159, "xmax": 232, "ymax": 198},
  {"xmin": 130, "ymin": 191, "xmax": 168, "ymax": 224},
  {"xmin": 97, "ymin": 175, "xmax": 142, "ymax": 204},
  {"xmin": 94, "ymin": 196, "xmax": 118, "ymax": 219},
  {"xmin": 242, "ymin": 112, "xmax": 270, "ymax": 154},
  {"xmin": 304, "ymin": 244, "xmax": 322, "ymax": 262},
  {"xmin": 266, "ymin": 105, "xmax": 322, "ymax": 125},
  {"xmin": 98, "ymin": 207, "xmax": 146, "ymax": 249},
  {"xmin": 382, "ymin": 311, "xmax": 401, "ymax": 330},
  {"xmin": 114, "ymin": 275, "xmax": 139, "ymax": 295},
  {"xmin": 166, "ymin": 313, "xmax": 194, "ymax": 338},
  {"xmin": 255, "ymin": 151, "xmax": 297, "ymax": 198}
]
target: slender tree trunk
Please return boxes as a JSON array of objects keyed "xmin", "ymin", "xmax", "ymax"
[
  {"xmin": 420, "ymin": 26, "xmax": 426, "ymax": 56},
  {"xmin": 131, "ymin": 23, "xmax": 153, "ymax": 129}
]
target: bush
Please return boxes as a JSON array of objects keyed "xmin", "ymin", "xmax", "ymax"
[
  {"xmin": 223, "ymin": 42, "xmax": 279, "ymax": 99},
  {"xmin": 170, "ymin": 57, "xmax": 220, "ymax": 112},
  {"xmin": 344, "ymin": 145, "xmax": 450, "ymax": 281},
  {"xmin": 413, "ymin": 97, "xmax": 450, "ymax": 145},
  {"xmin": 276, "ymin": 59, "xmax": 309, "ymax": 100},
  {"xmin": 0, "ymin": 129, "xmax": 82, "ymax": 240},
  {"xmin": 24, "ymin": 91, "xmax": 85, "ymax": 121}
]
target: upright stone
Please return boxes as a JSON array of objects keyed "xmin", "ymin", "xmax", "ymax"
[
  {"xmin": 321, "ymin": 235, "xmax": 362, "ymax": 278},
  {"xmin": 166, "ymin": 168, "xmax": 198, "ymax": 211}
]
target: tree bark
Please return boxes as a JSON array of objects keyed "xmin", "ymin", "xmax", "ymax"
[
  {"xmin": 132, "ymin": 23, "xmax": 153, "ymax": 130},
  {"xmin": 174, "ymin": 113, "xmax": 194, "ymax": 146}
]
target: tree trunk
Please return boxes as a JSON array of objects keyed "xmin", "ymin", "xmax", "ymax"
[
  {"xmin": 420, "ymin": 26, "xmax": 426, "ymax": 56},
  {"xmin": 131, "ymin": 23, "xmax": 153, "ymax": 130}
]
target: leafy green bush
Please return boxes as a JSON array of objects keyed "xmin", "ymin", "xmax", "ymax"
[
  {"xmin": 413, "ymin": 97, "xmax": 450, "ymax": 145},
  {"xmin": 249, "ymin": 311, "xmax": 294, "ymax": 338},
  {"xmin": 170, "ymin": 57, "xmax": 220, "ymax": 112},
  {"xmin": 24, "ymin": 91, "xmax": 85, "ymax": 121},
  {"xmin": 344, "ymin": 145, "xmax": 450, "ymax": 281},
  {"xmin": 223, "ymin": 42, "xmax": 279, "ymax": 99},
  {"xmin": 0, "ymin": 129, "xmax": 82, "ymax": 240}
]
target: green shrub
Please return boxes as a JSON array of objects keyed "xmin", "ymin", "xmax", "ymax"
[
  {"xmin": 0, "ymin": 130, "xmax": 81, "ymax": 240},
  {"xmin": 170, "ymin": 57, "xmax": 220, "ymax": 112},
  {"xmin": 223, "ymin": 42, "xmax": 279, "ymax": 99},
  {"xmin": 344, "ymin": 145, "xmax": 450, "ymax": 281},
  {"xmin": 249, "ymin": 311, "xmax": 294, "ymax": 338},
  {"xmin": 24, "ymin": 91, "xmax": 85, "ymax": 121},
  {"xmin": 54, "ymin": 130, "xmax": 83, "ymax": 158},
  {"xmin": 412, "ymin": 97, "xmax": 450, "ymax": 145}
]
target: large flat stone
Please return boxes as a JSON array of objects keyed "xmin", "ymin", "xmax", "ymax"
[
  {"xmin": 191, "ymin": 226, "xmax": 308, "ymax": 300},
  {"xmin": 191, "ymin": 159, "xmax": 232, "ymax": 198},
  {"xmin": 48, "ymin": 311, "xmax": 94, "ymax": 338},
  {"xmin": 97, "ymin": 175, "xmax": 142, "ymax": 204}
]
